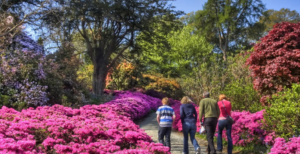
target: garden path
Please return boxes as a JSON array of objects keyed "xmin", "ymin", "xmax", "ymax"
[{"xmin": 137, "ymin": 112, "xmax": 218, "ymax": 154}]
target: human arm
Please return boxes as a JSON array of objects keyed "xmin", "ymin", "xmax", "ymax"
[
  {"xmin": 228, "ymin": 101, "xmax": 232, "ymax": 116},
  {"xmin": 193, "ymin": 106, "xmax": 197, "ymax": 122},
  {"xmin": 180, "ymin": 105, "xmax": 184, "ymax": 123},
  {"xmin": 199, "ymin": 100, "xmax": 204, "ymax": 123},
  {"xmin": 156, "ymin": 109, "xmax": 160, "ymax": 124},
  {"xmin": 216, "ymin": 101, "xmax": 220, "ymax": 118},
  {"xmin": 172, "ymin": 114, "xmax": 176, "ymax": 125}
]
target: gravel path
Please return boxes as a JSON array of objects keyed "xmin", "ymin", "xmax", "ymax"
[{"xmin": 137, "ymin": 112, "xmax": 220, "ymax": 154}]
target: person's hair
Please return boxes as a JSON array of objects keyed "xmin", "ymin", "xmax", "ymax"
[
  {"xmin": 203, "ymin": 92, "xmax": 210, "ymax": 98},
  {"xmin": 181, "ymin": 96, "xmax": 192, "ymax": 104},
  {"xmin": 162, "ymin": 97, "xmax": 169, "ymax": 105},
  {"xmin": 219, "ymin": 94, "xmax": 227, "ymax": 101}
]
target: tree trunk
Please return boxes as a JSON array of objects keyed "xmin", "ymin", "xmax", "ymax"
[
  {"xmin": 223, "ymin": 50, "xmax": 227, "ymax": 61},
  {"xmin": 92, "ymin": 62, "xmax": 108, "ymax": 95}
]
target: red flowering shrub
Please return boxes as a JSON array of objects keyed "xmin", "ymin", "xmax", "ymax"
[{"xmin": 246, "ymin": 22, "xmax": 300, "ymax": 104}]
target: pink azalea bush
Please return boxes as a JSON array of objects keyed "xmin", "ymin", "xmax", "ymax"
[
  {"xmin": 0, "ymin": 91, "xmax": 170, "ymax": 153},
  {"xmin": 227, "ymin": 110, "xmax": 275, "ymax": 146},
  {"xmin": 269, "ymin": 137, "xmax": 300, "ymax": 154}
]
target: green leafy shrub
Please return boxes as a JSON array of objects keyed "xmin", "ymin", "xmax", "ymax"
[
  {"xmin": 89, "ymin": 94, "xmax": 114, "ymax": 105},
  {"xmin": 61, "ymin": 95, "xmax": 72, "ymax": 107},
  {"xmin": 176, "ymin": 52, "xmax": 231, "ymax": 104},
  {"xmin": 222, "ymin": 51, "xmax": 262, "ymax": 112},
  {"xmin": 0, "ymin": 94, "xmax": 11, "ymax": 107},
  {"xmin": 222, "ymin": 79, "xmax": 262, "ymax": 112},
  {"xmin": 264, "ymin": 83, "xmax": 300, "ymax": 139},
  {"xmin": 45, "ymin": 42, "xmax": 87, "ymax": 106}
]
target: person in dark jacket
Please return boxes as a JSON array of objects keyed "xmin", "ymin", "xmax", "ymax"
[{"xmin": 180, "ymin": 96, "xmax": 201, "ymax": 154}]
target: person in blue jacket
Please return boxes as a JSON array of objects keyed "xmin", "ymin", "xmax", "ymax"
[{"xmin": 180, "ymin": 96, "xmax": 201, "ymax": 154}]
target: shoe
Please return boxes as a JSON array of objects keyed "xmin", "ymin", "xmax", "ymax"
[
  {"xmin": 216, "ymin": 150, "xmax": 222, "ymax": 154},
  {"xmin": 206, "ymin": 149, "xmax": 210, "ymax": 154},
  {"xmin": 196, "ymin": 147, "xmax": 201, "ymax": 154}
]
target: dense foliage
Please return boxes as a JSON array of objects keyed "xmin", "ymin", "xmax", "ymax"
[
  {"xmin": 137, "ymin": 24, "xmax": 212, "ymax": 78},
  {"xmin": 107, "ymin": 61, "xmax": 143, "ymax": 90},
  {"xmin": 194, "ymin": 0, "xmax": 265, "ymax": 60},
  {"xmin": 135, "ymin": 14, "xmax": 183, "ymax": 78},
  {"xmin": 222, "ymin": 52, "xmax": 262, "ymax": 112},
  {"xmin": 247, "ymin": 22, "xmax": 300, "ymax": 104},
  {"xmin": 42, "ymin": 0, "xmax": 182, "ymax": 95},
  {"xmin": 141, "ymin": 74, "xmax": 184, "ymax": 100},
  {"xmin": 46, "ymin": 42, "xmax": 85, "ymax": 106},
  {"xmin": 264, "ymin": 84, "xmax": 300, "ymax": 139},
  {"xmin": 260, "ymin": 8, "xmax": 300, "ymax": 32},
  {"xmin": 177, "ymin": 53, "xmax": 225, "ymax": 103}
]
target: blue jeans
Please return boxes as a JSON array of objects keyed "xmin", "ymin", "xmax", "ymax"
[
  {"xmin": 182, "ymin": 122, "xmax": 200, "ymax": 154},
  {"xmin": 217, "ymin": 119, "xmax": 233, "ymax": 154}
]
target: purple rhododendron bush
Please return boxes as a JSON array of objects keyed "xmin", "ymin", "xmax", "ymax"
[{"xmin": 0, "ymin": 91, "xmax": 169, "ymax": 153}]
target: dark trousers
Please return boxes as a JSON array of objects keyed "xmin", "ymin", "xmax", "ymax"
[
  {"xmin": 217, "ymin": 119, "xmax": 233, "ymax": 154},
  {"xmin": 158, "ymin": 126, "xmax": 172, "ymax": 151},
  {"xmin": 204, "ymin": 117, "xmax": 218, "ymax": 154}
]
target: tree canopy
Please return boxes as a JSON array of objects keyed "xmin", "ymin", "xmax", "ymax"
[
  {"xmin": 42, "ymin": 0, "xmax": 182, "ymax": 95},
  {"xmin": 193, "ymin": 0, "xmax": 265, "ymax": 61},
  {"xmin": 260, "ymin": 8, "xmax": 300, "ymax": 33}
]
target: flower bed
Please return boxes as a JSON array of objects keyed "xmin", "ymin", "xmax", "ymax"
[{"xmin": 0, "ymin": 91, "xmax": 169, "ymax": 153}]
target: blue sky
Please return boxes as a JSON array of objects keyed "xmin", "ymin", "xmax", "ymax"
[
  {"xmin": 27, "ymin": 0, "xmax": 300, "ymax": 41},
  {"xmin": 169, "ymin": 0, "xmax": 300, "ymax": 14}
]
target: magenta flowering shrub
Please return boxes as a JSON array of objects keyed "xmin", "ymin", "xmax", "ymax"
[
  {"xmin": 225, "ymin": 110, "xmax": 275, "ymax": 146},
  {"xmin": 0, "ymin": 91, "xmax": 170, "ymax": 153},
  {"xmin": 269, "ymin": 137, "xmax": 300, "ymax": 154}
]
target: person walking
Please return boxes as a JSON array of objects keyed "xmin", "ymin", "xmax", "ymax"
[
  {"xmin": 180, "ymin": 96, "xmax": 201, "ymax": 154},
  {"xmin": 156, "ymin": 97, "xmax": 176, "ymax": 152},
  {"xmin": 199, "ymin": 92, "xmax": 220, "ymax": 154},
  {"xmin": 217, "ymin": 94, "xmax": 233, "ymax": 154}
]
